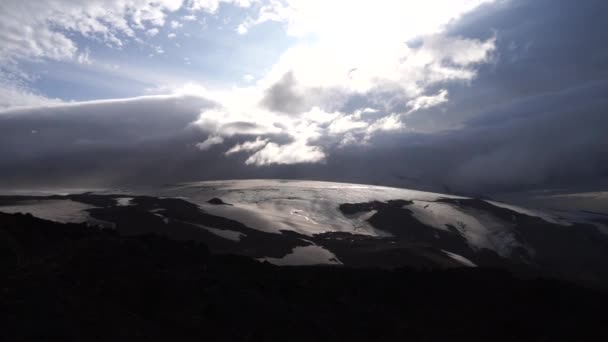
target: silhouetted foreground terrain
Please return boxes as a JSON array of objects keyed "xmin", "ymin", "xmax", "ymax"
[{"xmin": 1, "ymin": 212, "xmax": 607, "ymax": 341}]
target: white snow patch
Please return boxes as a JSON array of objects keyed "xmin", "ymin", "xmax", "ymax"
[
  {"xmin": 116, "ymin": 197, "xmax": 134, "ymax": 206},
  {"xmin": 406, "ymin": 201, "xmax": 473, "ymax": 233},
  {"xmin": 0, "ymin": 199, "xmax": 95, "ymax": 224},
  {"xmin": 405, "ymin": 200, "xmax": 528, "ymax": 258},
  {"xmin": 441, "ymin": 250, "xmax": 477, "ymax": 267},
  {"xmin": 200, "ymin": 226, "xmax": 245, "ymax": 241}
]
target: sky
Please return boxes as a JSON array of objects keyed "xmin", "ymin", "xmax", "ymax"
[{"xmin": 0, "ymin": 0, "xmax": 607, "ymax": 196}]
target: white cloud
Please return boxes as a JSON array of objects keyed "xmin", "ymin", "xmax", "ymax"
[
  {"xmin": 261, "ymin": 34, "xmax": 494, "ymax": 96},
  {"xmin": 0, "ymin": 0, "xmax": 257, "ymax": 103},
  {"xmin": 237, "ymin": 24, "xmax": 249, "ymax": 35},
  {"xmin": 0, "ymin": 0, "xmax": 187, "ymax": 64},
  {"xmin": 168, "ymin": 33, "xmax": 177, "ymax": 38},
  {"xmin": 225, "ymin": 137, "xmax": 269, "ymax": 155},
  {"xmin": 0, "ymin": 0, "xmax": 267, "ymax": 109},
  {"xmin": 0, "ymin": 82, "xmax": 63, "ymax": 110},
  {"xmin": 243, "ymin": 74, "xmax": 255, "ymax": 82},
  {"xmin": 196, "ymin": 134, "xmax": 225, "ymax": 150},
  {"xmin": 245, "ymin": 141, "xmax": 325, "ymax": 166},
  {"xmin": 77, "ymin": 48, "xmax": 93, "ymax": 65},
  {"xmin": 239, "ymin": 0, "xmax": 492, "ymax": 38},
  {"xmin": 407, "ymin": 89, "xmax": 449, "ymax": 113},
  {"xmin": 328, "ymin": 114, "xmax": 368, "ymax": 135},
  {"xmin": 170, "ymin": 20, "xmax": 184, "ymax": 29},
  {"xmin": 367, "ymin": 114, "xmax": 404, "ymax": 133},
  {"xmin": 235, "ymin": 0, "xmax": 496, "ymax": 126},
  {"xmin": 0, "ymin": 0, "xmax": 191, "ymax": 107},
  {"xmin": 146, "ymin": 28, "xmax": 160, "ymax": 37},
  {"xmin": 190, "ymin": 89, "xmax": 409, "ymax": 165},
  {"xmin": 187, "ymin": 0, "xmax": 255, "ymax": 13}
]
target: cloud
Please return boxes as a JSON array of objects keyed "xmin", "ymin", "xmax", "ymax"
[
  {"xmin": 239, "ymin": 0, "xmax": 493, "ymax": 38},
  {"xmin": 328, "ymin": 114, "xmax": 368, "ymax": 135},
  {"xmin": 236, "ymin": 0, "xmax": 497, "ymax": 121},
  {"xmin": 200, "ymin": 2, "xmax": 496, "ymax": 167},
  {"xmin": 179, "ymin": 24, "xmax": 495, "ymax": 166},
  {"xmin": 0, "ymin": 0, "xmax": 606, "ymax": 196},
  {"xmin": 0, "ymin": 0, "xmax": 183, "ymax": 64},
  {"xmin": 77, "ymin": 48, "xmax": 93, "ymax": 65},
  {"xmin": 224, "ymin": 0, "xmax": 606, "ymax": 191},
  {"xmin": 0, "ymin": 83, "xmax": 63, "ymax": 110},
  {"xmin": 366, "ymin": 114, "xmax": 403, "ymax": 134},
  {"xmin": 0, "ymin": 93, "xmax": 215, "ymax": 187},
  {"xmin": 407, "ymin": 90, "xmax": 449, "ymax": 113},
  {"xmin": 170, "ymin": 20, "xmax": 184, "ymax": 29},
  {"xmin": 245, "ymin": 141, "xmax": 325, "ymax": 166},
  {"xmin": 260, "ymin": 71, "xmax": 308, "ymax": 115},
  {"xmin": 261, "ymin": 34, "xmax": 494, "ymax": 97},
  {"xmin": 0, "ymin": 0, "xmax": 497, "ymax": 171},
  {"xmin": 185, "ymin": 25, "xmax": 493, "ymax": 166},
  {"xmin": 146, "ymin": 28, "xmax": 160, "ymax": 37},
  {"xmin": 444, "ymin": 81, "xmax": 608, "ymax": 193},
  {"xmin": 1, "ymin": 81, "xmax": 606, "ymax": 193},
  {"xmin": 0, "ymin": 0, "xmax": 182, "ymax": 106},
  {"xmin": 196, "ymin": 135, "xmax": 224, "ymax": 150},
  {"xmin": 0, "ymin": 0, "xmax": 257, "ymax": 105},
  {"xmin": 225, "ymin": 137, "xmax": 269, "ymax": 155},
  {"xmin": 187, "ymin": 0, "xmax": 254, "ymax": 13}
]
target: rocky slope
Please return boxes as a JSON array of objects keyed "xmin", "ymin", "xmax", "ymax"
[{"xmin": 1, "ymin": 211, "xmax": 607, "ymax": 341}]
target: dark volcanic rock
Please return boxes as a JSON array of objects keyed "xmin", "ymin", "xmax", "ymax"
[
  {"xmin": 1, "ymin": 211, "xmax": 607, "ymax": 341},
  {"xmin": 437, "ymin": 198, "xmax": 608, "ymax": 287},
  {"xmin": 207, "ymin": 198, "xmax": 233, "ymax": 206},
  {"xmin": 339, "ymin": 198, "xmax": 608, "ymax": 289}
]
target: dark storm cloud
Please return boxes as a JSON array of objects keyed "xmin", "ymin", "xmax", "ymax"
[
  {"xmin": 334, "ymin": 80, "xmax": 608, "ymax": 194},
  {"xmin": 259, "ymin": 71, "xmax": 342, "ymax": 115},
  {"xmin": 0, "ymin": 95, "xmax": 216, "ymax": 187},
  {"xmin": 406, "ymin": 0, "xmax": 608, "ymax": 131},
  {"xmin": 260, "ymin": 71, "xmax": 308, "ymax": 115},
  {"xmin": 0, "ymin": 0, "xmax": 607, "ymax": 196},
  {"xmin": 386, "ymin": 0, "xmax": 608, "ymax": 193}
]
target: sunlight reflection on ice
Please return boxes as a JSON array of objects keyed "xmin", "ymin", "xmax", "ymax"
[
  {"xmin": 0, "ymin": 199, "xmax": 94, "ymax": 223},
  {"xmin": 157, "ymin": 179, "xmax": 462, "ymax": 237}
]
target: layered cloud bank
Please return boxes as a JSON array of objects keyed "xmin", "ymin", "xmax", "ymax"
[{"xmin": 1, "ymin": 0, "xmax": 607, "ymax": 195}]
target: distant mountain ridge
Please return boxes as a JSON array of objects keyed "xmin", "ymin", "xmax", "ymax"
[{"xmin": 1, "ymin": 180, "xmax": 607, "ymax": 289}]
